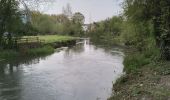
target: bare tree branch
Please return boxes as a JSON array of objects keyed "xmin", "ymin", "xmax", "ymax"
[{"xmin": 18, "ymin": 0, "xmax": 54, "ymax": 11}]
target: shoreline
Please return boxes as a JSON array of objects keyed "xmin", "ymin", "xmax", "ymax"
[
  {"xmin": 108, "ymin": 48, "xmax": 170, "ymax": 100},
  {"xmin": 0, "ymin": 36, "xmax": 77, "ymax": 61}
]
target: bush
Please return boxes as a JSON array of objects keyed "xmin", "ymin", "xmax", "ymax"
[
  {"xmin": 124, "ymin": 43, "xmax": 160, "ymax": 74},
  {"xmin": 0, "ymin": 46, "xmax": 54, "ymax": 61},
  {"xmin": 26, "ymin": 46, "xmax": 54, "ymax": 56},
  {"xmin": 124, "ymin": 53, "xmax": 150, "ymax": 73},
  {"xmin": 0, "ymin": 50, "xmax": 19, "ymax": 60}
]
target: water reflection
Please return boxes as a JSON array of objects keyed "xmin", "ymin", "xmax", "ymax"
[
  {"xmin": 64, "ymin": 43, "xmax": 85, "ymax": 57},
  {"xmin": 0, "ymin": 56, "xmax": 50, "ymax": 100},
  {"xmin": 0, "ymin": 39, "xmax": 124, "ymax": 100},
  {"xmin": 0, "ymin": 63, "xmax": 21, "ymax": 100}
]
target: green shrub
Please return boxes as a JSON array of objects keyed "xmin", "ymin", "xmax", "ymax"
[
  {"xmin": 0, "ymin": 50, "xmax": 19, "ymax": 60},
  {"xmin": 26, "ymin": 46, "xmax": 54, "ymax": 56},
  {"xmin": 124, "ymin": 44, "xmax": 160, "ymax": 74},
  {"xmin": 0, "ymin": 46, "xmax": 54, "ymax": 61},
  {"xmin": 124, "ymin": 53, "xmax": 150, "ymax": 73},
  {"xmin": 139, "ymin": 37, "xmax": 160, "ymax": 62}
]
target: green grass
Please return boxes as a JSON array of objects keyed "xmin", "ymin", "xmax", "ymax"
[
  {"xmin": 1, "ymin": 35, "xmax": 76, "ymax": 61},
  {"xmin": 108, "ymin": 43, "xmax": 170, "ymax": 100},
  {"xmin": 124, "ymin": 53, "xmax": 151, "ymax": 73},
  {"xmin": 124, "ymin": 43, "xmax": 160, "ymax": 74},
  {"xmin": 0, "ymin": 46, "xmax": 55, "ymax": 61},
  {"xmin": 24, "ymin": 35, "xmax": 76, "ymax": 43},
  {"xmin": 0, "ymin": 50, "xmax": 19, "ymax": 60},
  {"xmin": 109, "ymin": 60, "xmax": 170, "ymax": 100},
  {"xmin": 26, "ymin": 46, "xmax": 54, "ymax": 56}
]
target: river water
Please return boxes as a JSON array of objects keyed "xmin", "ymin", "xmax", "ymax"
[{"xmin": 0, "ymin": 39, "xmax": 124, "ymax": 100}]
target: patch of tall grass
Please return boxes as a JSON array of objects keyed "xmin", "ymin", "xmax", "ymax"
[
  {"xmin": 24, "ymin": 35, "xmax": 76, "ymax": 43},
  {"xmin": 26, "ymin": 46, "xmax": 54, "ymax": 56},
  {"xmin": 124, "ymin": 53, "xmax": 150, "ymax": 73},
  {"xmin": 0, "ymin": 46, "xmax": 54, "ymax": 61},
  {"xmin": 124, "ymin": 44, "xmax": 160, "ymax": 74},
  {"xmin": 0, "ymin": 50, "xmax": 19, "ymax": 60}
]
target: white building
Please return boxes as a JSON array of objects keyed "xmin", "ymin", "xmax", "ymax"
[
  {"xmin": 19, "ymin": 1, "xmax": 31, "ymax": 24},
  {"xmin": 20, "ymin": 10, "xmax": 31, "ymax": 24}
]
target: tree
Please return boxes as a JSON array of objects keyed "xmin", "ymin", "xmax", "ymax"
[
  {"xmin": 0, "ymin": 0, "xmax": 23, "ymax": 48},
  {"xmin": 72, "ymin": 12, "xmax": 85, "ymax": 24},
  {"xmin": 88, "ymin": 16, "xmax": 123, "ymax": 44},
  {"xmin": 51, "ymin": 14, "xmax": 69, "ymax": 24},
  {"xmin": 62, "ymin": 3, "xmax": 72, "ymax": 19},
  {"xmin": 123, "ymin": 0, "xmax": 170, "ymax": 60},
  {"xmin": 159, "ymin": 0, "xmax": 170, "ymax": 60}
]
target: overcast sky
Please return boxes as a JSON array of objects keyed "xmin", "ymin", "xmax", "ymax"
[{"xmin": 40, "ymin": 0, "xmax": 124, "ymax": 24}]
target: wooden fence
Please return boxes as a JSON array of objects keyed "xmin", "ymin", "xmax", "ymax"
[
  {"xmin": 14, "ymin": 37, "xmax": 45, "ymax": 44},
  {"xmin": 1, "ymin": 37, "xmax": 45, "ymax": 49},
  {"xmin": 16, "ymin": 37, "xmax": 45, "ymax": 49}
]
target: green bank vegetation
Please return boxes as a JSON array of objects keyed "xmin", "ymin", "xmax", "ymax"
[
  {"xmin": 87, "ymin": 0, "xmax": 170, "ymax": 99},
  {"xmin": 0, "ymin": 35, "xmax": 77, "ymax": 61},
  {"xmin": 31, "ymin": 11, "xmax": 85, "ymax": 36},
  {"xmin": 0, "ymin": 1, "xmax": 82, "ymax": 60},
  {"xmin": 88, "ymin": 16, "xmax": 123, "ymax": 45},
  {"xmin": 24, "ymin": 35, "xmax": 76, "ymax": 44},
  {"xmin": 0, "ymin": 0, "xmax": 170, "ymax": 99},
  {"xmin": 0, "ymin": 45, "xmax": 54, "ymax": 61},
  {"xmin": 0, "ymin": 1, "xmax": 84, "ymax": 48}
]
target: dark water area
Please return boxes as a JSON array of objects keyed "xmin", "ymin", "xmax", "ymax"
[{"xmin": 0, "ymin": 39, "xmax": 124, "ymax": 100}]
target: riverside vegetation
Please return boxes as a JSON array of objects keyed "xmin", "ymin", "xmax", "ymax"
[
  {"xmin": 88, "ymin": 0, "xmax": 170, "ymax": 99},
  {"xmin": 0, "ymin": 0, "xmax": 170, "ymax": 99},
  {"xmin": 0, "ymin": 35, "xmax": 76, "ymax": 61},
  {"xmin": 0, "ymin": 1, "xmax": 83, "ymax": 61}
]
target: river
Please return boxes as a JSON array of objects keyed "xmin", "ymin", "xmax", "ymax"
[{"xmin": 0, "ymin": 39, "xmax": 124, "ymax": 100}]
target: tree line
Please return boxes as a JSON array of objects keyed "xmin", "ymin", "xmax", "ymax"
[
  {"xmin": 31, "ymin": 11, "xmax": 85, "ymax": 36},
  {"xmin": 0, "ymin": 1, "xmax": 85, "ymax": 49},
  {"xmin": 88, "ymin": 16, "xmax": 123, "ymax": 45},
  {"xmin": 89, "ymin": 0, "xmax": 170, "ymax": 60}
]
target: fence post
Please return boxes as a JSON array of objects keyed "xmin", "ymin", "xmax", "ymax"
[
  {"xmin": 36, "ymin": 37, "xmax": 39, "ymax": 43},
  {"xmin": 26, "ymin": 38, "xmax": 28, "ymax": 43}
]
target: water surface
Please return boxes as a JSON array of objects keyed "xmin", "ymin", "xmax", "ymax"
[{"xmin": 0, "ymin": 40, "xmax": 124, "ymax": 100}]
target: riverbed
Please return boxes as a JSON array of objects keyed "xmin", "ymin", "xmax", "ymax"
[{"xmin": 0, "ymin": 39, "xmax": 124, "ymax": 100}]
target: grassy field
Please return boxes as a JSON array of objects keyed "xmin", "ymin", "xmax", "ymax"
[
  {"xmin": 0, "ymin": 46, "xmax": 55, "ymax": 61},
  {"xmin": 24, "ymin": 35, "xmax": 77, "ymax": 43},
  {"xmin": 0, "ymin": 35, "xmax": 77, "ymax": 61}
]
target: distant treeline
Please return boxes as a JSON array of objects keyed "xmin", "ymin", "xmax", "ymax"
[
  {"xmin": 31, "ymin": 11, "xmax": 85, "ymax": 36},
  {"xmin": 0, "ymin": 1, "xmax": 85, "ymax": 49},
  {"xmin": 88, "ymin": 16, "xmax": 123, "ymax": 45}
]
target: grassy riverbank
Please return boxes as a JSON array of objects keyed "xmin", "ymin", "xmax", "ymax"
[
  {"xmin": 0, "ymin": 46, "xmax": 54, "ymax": 61},
  {"xmin": 24, "ymin": 35, "xmax": 77, "ymax": 43},
  {"xmin": 0, "ymin": 35, "xmax": 76, "ymax": 61},
  {"xmin": 89, "ymin": 28, "xmax": 170, "ymax": 99},
  {"xmin": 108, "ymin": 48, "xmax": 170, "ymax": 100}
]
